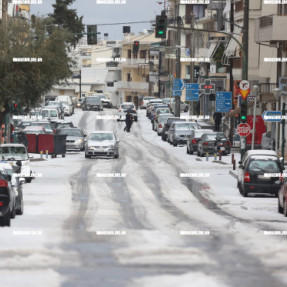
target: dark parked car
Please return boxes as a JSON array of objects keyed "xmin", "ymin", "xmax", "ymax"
[
  {"xmin": 59, "ymin": 128, "xmax": 86, "ymax": 151},
  {"xmin": 0, "ymin": 166, "xmax": 15, "ymax": 227},
  {"xmin": 54, "ymin": 121, "xmax": 75, "ymax": 134},
  {"xmin": 278, "ymin": 178, "xmax": 287, "ymax": 216},
  {"xmin": 214, "ymin": 132, "xmax": 231, "ymax": 155},
  {"xmin": 186, "ymin": 129, "xmax": 213, "ymax": 154},
  {"xmin": 82, "ymin": 96, "xmax": 103, "ymax": 111},
  {"xmin": 161, "ymin": 117, "xmax": 185, "ymax": 141},
  {"xmin": 197, "ymin": 132, "xmax": 218, "ymax": 157},
  {"xmin": 237, "ymin": 155, "xmax": 283, "ymax": 197}
]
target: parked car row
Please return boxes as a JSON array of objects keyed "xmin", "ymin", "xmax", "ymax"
[{"xmin": 0, "ymin": 144, "xmax": 33, "ymax": 226}]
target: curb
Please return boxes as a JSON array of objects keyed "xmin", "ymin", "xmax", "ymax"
[{"xmin": 229, "ymin": 170, "xmax": 238, "ymax": 179}]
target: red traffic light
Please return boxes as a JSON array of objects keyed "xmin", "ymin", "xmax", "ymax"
[
  {"xmin": 14, "ymin": 103, "xmax": 18, "ymax": 108},
  {"xmin": 134, "ymin": 41, "xmax": 139, "ymax": 45}
]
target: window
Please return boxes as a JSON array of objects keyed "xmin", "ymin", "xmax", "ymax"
[
  {"xmin": 128, "ymin": 49, "xmax": 131, "ymax": 59},
  {"xmin": 140, "ymin": 50, "xmax": 147, "ymax": 59}
]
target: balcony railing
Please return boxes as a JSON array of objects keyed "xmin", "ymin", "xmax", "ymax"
[
  {"xmin": 116, "ymin": 81, "xmax": 149, "ymax": 91},
  {"xmin": 259, "ymin": 83, "xmax": 278, "ymax": 95}
]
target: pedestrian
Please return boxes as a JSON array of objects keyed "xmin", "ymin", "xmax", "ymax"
[
  {"xmin": 213, "ymin": 112, "xmax": 222, "ymax": 132},
  {"xmin": 125, "ymin": 111, "xmax": 133, "ymax": 132}
]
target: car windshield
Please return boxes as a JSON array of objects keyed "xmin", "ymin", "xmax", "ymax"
[
  {"xmin": 41, "ymin": 110, "xmax": 49, "ymax": 117},
  {"xmin": 248, "ymin": 159, "xmax": 281, "ymax": 172},
  {"xmin": 57, "ymin": 123, "xmax": 73, "ymax": 129},
  {"xmin": 176, "ymin": 123, "xmax": 196, "ymax": 130},
  {"xmin": 31, "ymin": 122, "xmax": 53, "ymax": 132},
  {"xmin": 205, "ymin": 134, "xmax": 217, "ymax": 141},
  {"xmin": 0, "ymin": 146, "xmax": 28, "ymax": 160},
  {"xmin": 60, "ymin": 129, "xmax": 82, "ymax": 137},
  {"xmin": 86, "ymin": 97, "xmax": 101, "ymax": 104},
  {"xmin": 121, "ymin": 104, "xmax": 134, "ymax": 109},
  {"xmin": 157, "ymin": 109, "xmax": 170, "ymax": 114},
  {"xmin": 50, "ymin": 110, "xmax": 57, "ymax": 117},
  {"xmin": 89, "ymin": 133, "xmax": 114, "ymax": 141},
  {"xmin": 48, "ymin": 102, "xmax": 60, "ymax": 107}
]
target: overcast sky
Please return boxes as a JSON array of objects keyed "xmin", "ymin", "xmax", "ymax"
[{"xmin": 31, "ymin": 0, "xmax": 163, "ymax": 40}]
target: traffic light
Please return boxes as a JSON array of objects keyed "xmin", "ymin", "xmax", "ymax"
[
  {"xmin": 87, "ymin": 25, "xmax": 97, "ymax": 45},
  {"xmin": 133, "ymin": 41, "xmax": 139, "ymax": 54},
  {"xmin": 155, "ymin": 14, "xmax": 167, "ymax": 38},
  {"xmin": 240, "ymin": 100, "xmax": 247, "ymax": 123}
]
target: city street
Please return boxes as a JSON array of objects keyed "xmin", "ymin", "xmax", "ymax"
[{"xmin": 1, "ymin": 108, "xmax": 287, "ymax": 287}]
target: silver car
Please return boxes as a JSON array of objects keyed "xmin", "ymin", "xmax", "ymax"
[
  {"xmin": 168, "ymin": 122, "xmax": 198, "ymax": 146},
  {"xmin": 85, "ymin": 131, "xmax": 119, "ymax": 158},
  {"xmin": 154, "ymin": 113, "xmax": 174, "ymax": 135},
  {"xmin": 59, "ymin": 128, "xmax": 86, "ymax": 151}
]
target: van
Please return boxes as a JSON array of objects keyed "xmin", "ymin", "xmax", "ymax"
[
  {"xmin": 56, "ymin": 96, "xmax": 74, "ymax": 116},
  {"xmin": 41, "ymin": 108, "xmax": 59, "ymax": 120}
]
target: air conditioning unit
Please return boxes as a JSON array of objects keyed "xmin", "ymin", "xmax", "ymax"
[{"xmin": 210, "ymin": 63, "xmax": 216, "ymax": 74}]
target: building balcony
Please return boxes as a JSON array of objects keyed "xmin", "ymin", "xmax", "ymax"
[
  {"xmin": 255, "ymin": 15, "xmax": 287, "ymax": 42},
  {"xmin": 116, "ymin": 81, "xmax": 149, "ymax": 92},
  {"xmin": 119, "ymin": 58, "xmax": 159, "ymax": 68}
]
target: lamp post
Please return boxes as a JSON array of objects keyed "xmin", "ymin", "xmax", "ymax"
[
  {"xmin": 251, "ymin": 85, "xmax": 259, "ymax": 150},
  {"xmin": 72, "ymin": 70, "xmax": 82, "ymax": 99},
  {"xmin": 273, "ymin": 88, "xmax": 282, "ymax": 153}
]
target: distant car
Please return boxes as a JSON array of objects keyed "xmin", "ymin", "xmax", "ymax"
[
  {"xmin": 161, "ymin": 117, "xmax": 185, "ymax": 141},
  {"xmin": 54, "ymin": 121, "xmax": 75, "ymax": 134},
  {"xmin": 213, "ymin": 132, "xmax": 231, "ymax": 155},
  {"xmin": 237, "ymin": 155, "xmax": 283, "ymax": 197},
  {"xmin": 76, "ymin": 98, "xmax": 84, "ymax": 108},
  {"xmin": 46, "ymin": 101, "xmax": 65, "ymax": 119},
  {"xmin": 0, "ymin": 144, "xmax": 33, "ymax": 183},
  {"xmin": 152, "ymin": 107, "xmax": 172, "ymax": 130},
  {"xmin": 30, "ymin": 121, "xmax": 54, "ymax": 134},
  {"xmin": 56, "ymin": 96, "xmax": 74, "ymax": 115},
  {"xmin": 168, "ymin": 122, "xmax": 198, "ymax": 146},
  {"xmin": 85, "ymin": 131, "xmax": 119, "ymax": 158},
  {"xmin": 82, "ymin": 96, "xmax": 103, "ymax": 111},
  {"xmin": 146, "ymin": 99, "xmax": 163, "ymax": 117},
  {"xmin": 170, "ymin": 99, "xmax": 189, "ymax": 113},
  {"xmin": 59, "ymin": 128, "xmax": 86, "ymax": 151},
  {"xmin": 278, "ymin": 178, "xmax": 287, "ymax": 216},
  {"xmin": 186, "ymin": 129, "xmax": 213, "ymax": 154},
  {"xmin": 140, "ymin": 96, "xmax": 155, "ymax": 109},
  {"xmin": 117, "ymin": 102, "xmax": 137, "ymax": 121},
  {"xmin": 154, "ymin": 113, "xmax": 174, "ymax": 135},
  {"xmin": 0, "ymin": 166, "xmax": 15, "ymax": 226},
  {"xmin": 149, "ymin": 105, "xmax": 170, "ymax": 123},
  {"xmin": 41, "ymin": 108, "xmax": 59, "ymax": 120},
  {"xmin": 23, "ymin": 126, "xmax": 46, "ymax": 135},
  {"xmin": 197, "ymin": 132, "xmax": 218, "ymax": 157},
  {"xmin": 96, "ymin": 94, "xmax": 112, "ymax": 108}
]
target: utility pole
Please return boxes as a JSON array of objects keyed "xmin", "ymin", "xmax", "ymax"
[
  {"xmin": 189, "ymin": 12, "xmax": 195, "ymax": 117},
  {"xmin": 2, "ymin": 0, "xmax": 8, "ymax": 23},
  {"xmin": 240, "ymin": 0, "xmax": 249, "ymax": 160},
  {"xmin": 158, "ymin": 50, "xmax": 162, "ymax": 98},
  {"xmin": 229, "ymin": 0, "xmax": 234, "ymax": 143},
  {"xmin": 175, "ymin": 16, "xmax": 182, "ymax": 117}
]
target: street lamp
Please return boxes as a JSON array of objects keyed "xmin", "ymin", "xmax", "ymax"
[
  {"xmin": 251, "ymin": 85, "xmax": 259, "ymax": 150},
  {"xmin": 273, "ymin": 88, "xmax": 282, "ymax": 153}
]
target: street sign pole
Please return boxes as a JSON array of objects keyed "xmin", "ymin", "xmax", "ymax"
[{"xmin": 251, "ymin": 96, "xmax": 257, "ymax": 149}]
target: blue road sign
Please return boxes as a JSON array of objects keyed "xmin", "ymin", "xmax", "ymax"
[
  {"xmin": 173, "ymin": 90, "xmax": 182, "ymax": 97},
  {"xmin": 173, "ymin": 79, "xmax": 185, "ymax": 91},
  {"xmin": 262, "ymin": 111, "xmax": 282, "ymax": 122},
  {"xmin": 216, "ymin": 92, "xmax": 232, "ymax": 113},
  {"xmin": 186, "ymin": 84, "xmax": 199, "ymax": 101}
]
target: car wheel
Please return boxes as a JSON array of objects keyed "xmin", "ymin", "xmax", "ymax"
[
  {"xmin": 85, "ymin": 154, "xmax": 91, "ymax": 158},
  {"xmin": 11, "ymin": 204, "xmax": 16, "ymax": 219},
  {"xmin": 173, "ymin": 141, "xmax": 177, "ymax": 147},
  {"xmin": 197, "ymin": 150, "xmax": 200, "ymax": 156},
  {"xmin": 284, "ymin": 200, "xmax": 287, "ymax": 217},
  {"xmin": 16, "ymin": 198, "xmax": 24, "ymax": 215},
  {"xmin": 278, "ymin": 197, "xmax": 283, "ymax": 214},
  {"xmin": 186, "ymin": 147, "xmax": 190, "ymax": 154},
  {"xmin": 184, "ymin": 106, "xmax": 189, "ymax": 112},
  {"xmin": 114, "ymin": 153, "xmax": 119, "ymax": 159},
  {"xmin": 0, "ymin": 210, "xmax": 11, "ymax": 227},
  {"xmin": 81, "ymin": 147, "xmax": 85, "ymax": 151},
  {"xmin": 25, "ymin": 178, "xmax": 32, "ymax": 183}
]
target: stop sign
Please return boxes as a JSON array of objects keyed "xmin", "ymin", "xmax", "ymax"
[{"xmin": 237, "ymin": 123, "xmax": 251, "ymax": 137}]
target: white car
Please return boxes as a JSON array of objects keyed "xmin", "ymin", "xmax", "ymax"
[
  {"xmin": 0, "ymin": 144, "xmax": 33, "ymax": 183},
  {"xmin": 140, "ymin": 96, "xmax": 155, "ymax": 109},
  {"xmin": 154, "ymin": 113, "xmax": 174, "ymax": 135},
  {"xmin": 41, "ymin": 108, "xmax": 59, "ymax": 120},
  {"xmin": 117, "ymin": 102, "xmax": 136, "ymax": 121},
  {"xmin": 56, "ymin": 96, "xmax": 74, "ymax": 115}
]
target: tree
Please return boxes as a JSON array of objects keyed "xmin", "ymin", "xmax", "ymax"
[
  {"xmin": 49, "ymin": 0, "xmax": 85, "ymax": 47},
  {"xmin": 0, "ymin": 17, "xmax": 73, "ymax": 124}
]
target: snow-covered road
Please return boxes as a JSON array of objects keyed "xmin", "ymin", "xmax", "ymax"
[{"xmin": 1, "ymin": 108, "xmax": 287, "ymax": 287}]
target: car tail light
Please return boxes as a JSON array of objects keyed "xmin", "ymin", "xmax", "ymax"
[
  {"xmin": 244, "ymin": 172, "xmax": 250, "ymax": 182},
  {"xmin": 159, "ymin": 124, "xmax": 162, "ymax": 128},
  {"xmin": 142, "ymin": 101, "xmax": 144, "ymax": 105},
  {"xmin": 0, "ymin": 202, "xmax": 3, "ymax": 206},
  {"xmin": 192, "ymin": 139, "xmax": 196, "ymax": 144},
  {"xmin": 0, "ymin": 180, "xmax": 8, "ymax": 187},
  {"xmin": 203, "ymin": 142, "xmax": 209, "ymax": 146}
]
